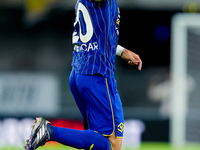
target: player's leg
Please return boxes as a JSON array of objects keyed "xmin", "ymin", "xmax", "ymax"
[
  {"xmin": 24, "ymin": 117, "xmax": 112, "ymax": 150},
  {"xmin": 53, "ymin": 127, "xmax": 112, "ymax": 149},
  {"xmin": 76, "ymin": 74, "xmax": 124, "ymax": 150},
  {"xmin": 25, "ymin": 72, "xmax": 123, "ymax": 150},
  {"xmin": 108, "ymin": 132, "xmax": 122, "ymax": 150},
  {"xmin": 53, "ymin": 71, "xmax": 112, "ymax": 149},
  {"xmin": 25, "ymin": 70, "xmax": 112, "ymax": 150},
  {"xmin": 107, "ymin": 78, "xmax": 124, "ymax": 150},
  {"xmin": 69, "ymin": 70, "xmax": 88, "ymax": 129}
]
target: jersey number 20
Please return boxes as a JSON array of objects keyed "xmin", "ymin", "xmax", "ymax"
[{"xmin": 73, "ymin": 3, "xmax": 94, "ymax": 44}]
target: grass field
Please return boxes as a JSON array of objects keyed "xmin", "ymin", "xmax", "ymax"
[{"xmin": 1, "ymin": 142, "xmax": 200, "ymax": 150}]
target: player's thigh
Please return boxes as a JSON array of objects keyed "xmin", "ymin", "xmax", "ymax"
[
  {"xmin": 69, "ymin": 70, "xmax": 88, "ymax": 129},
  {"xmin": 76, "ymin": 74, "xmax": 124, "ymax": 137},
  {"xmin": 106, "ymin": 78, "xmax": 124, "ymax": 139}
]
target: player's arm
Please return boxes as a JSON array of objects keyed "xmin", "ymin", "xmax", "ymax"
[{"xmin": 116, "ymin": 45, "xmax": 142, "ymax": 70}]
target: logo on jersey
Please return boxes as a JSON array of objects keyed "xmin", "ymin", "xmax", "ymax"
[
  {"xmin": 117, "ymin": 122, "xmax": 124, "ymax": 133},
  {"xmin": 116, "ymin": 7, "xmax": 120, "ymax": 25},
  {"xmin": 116, "ymin": 7, "xmax": 120, "ymax": 35},
  {"xmin": 74, "ymin": 42, "xmax": 99, "ymax": 52}
]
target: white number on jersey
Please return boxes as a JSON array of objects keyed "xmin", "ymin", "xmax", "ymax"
[{"xmin": 73, "ymin": 3, "xmax": 94, "ymax": 44}]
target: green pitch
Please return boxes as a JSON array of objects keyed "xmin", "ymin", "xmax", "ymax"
[
  {"xmin": 38, "ymin": 143, "xmax": 199, "ymax": 150},
  {"xmin": 2, "ymin": 143, "xmax": 200, "ymax": 150}
]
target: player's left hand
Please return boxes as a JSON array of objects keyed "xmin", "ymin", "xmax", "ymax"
[{"xmin": 121, "ymin": 49, "xmax": 142, "ymax": 70}]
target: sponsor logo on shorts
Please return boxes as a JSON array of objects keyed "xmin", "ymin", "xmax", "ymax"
[{"xmin": 117, "ymin": 122, "xmax": 124, "ymax": 133}]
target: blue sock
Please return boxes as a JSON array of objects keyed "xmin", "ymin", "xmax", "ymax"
[
  {"xmin": 53, "ymin": 127, "xmax": 112, "ymax": 150},
  {"xmin": 47, "ymin": 124, "xmax": 54, "ymax": 140}
]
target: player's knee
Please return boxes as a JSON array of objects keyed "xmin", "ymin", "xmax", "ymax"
[{"xmin": 108, "ymin": 134, "xmax": 122, "ymax": 150}]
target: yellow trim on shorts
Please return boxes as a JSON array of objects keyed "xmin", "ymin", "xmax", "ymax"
[
  {"xmin": 110, "ymin": 141, "xmax": 113, "ymax": 150},
  {"xmin": 102, "ymin": 78, "xmax": 115, "ymax": 137}
]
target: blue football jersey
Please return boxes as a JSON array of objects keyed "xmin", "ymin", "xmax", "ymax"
[{"xmin": 72, "ymin": 0, "xmax": 120, "ymax": 78}]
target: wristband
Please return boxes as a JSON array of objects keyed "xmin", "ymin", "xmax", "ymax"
[{"xmin": 116, "ymin": 45, "xmax": 125, "ymax": 56}]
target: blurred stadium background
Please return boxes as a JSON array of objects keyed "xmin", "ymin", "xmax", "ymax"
[{"xmin": 0, "ymin": 0, "xmax": 200, "ymax": 149}]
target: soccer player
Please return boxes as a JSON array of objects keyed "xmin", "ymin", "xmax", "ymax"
[{"xmin": 24, "ymin": 0, "xmax": 142, "ymax": 150}]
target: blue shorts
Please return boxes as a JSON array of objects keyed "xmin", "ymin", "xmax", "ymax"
[{"xmin": 69, "ymin": 70, "xmax": 124, "ymax": 138}]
